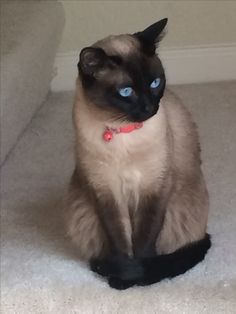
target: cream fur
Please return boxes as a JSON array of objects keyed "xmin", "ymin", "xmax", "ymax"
[
  {"xmin": 70, "ymin": 82, "xmax": 170, "ymax": 256},
  {"xmin": 94, "ymin": 34, "xmax": 139, "ymax": 56},
  {"xmin": 66, "ymin": 189, "xmax": 109, "ymax": 259},
  {"xmin": 66, "ymin": 32, "xmax": 209, "ymax": 259},
  {"xmin": 67, "ymin": 80, "xmax": 209, "ymax": 258},
  {"xmin": 73, "ymin": 82, "xmax": 169, "ymax": 201}
]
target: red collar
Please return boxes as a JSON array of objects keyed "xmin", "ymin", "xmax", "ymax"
[{"xmin": 103, "ymin": 122, "xmax": 143, "ymax": 142}]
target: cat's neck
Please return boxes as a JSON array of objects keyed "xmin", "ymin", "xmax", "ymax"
[{"xmin": 73, "ymin": 80, "xmax": 168, "ymax": 156}]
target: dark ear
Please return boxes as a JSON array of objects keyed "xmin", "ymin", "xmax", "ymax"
[
  {"xmin": 134, "ymin": 18, "xmax": 168, "ymax": 55},
  {"xmin": 78, "ymin": 47, "xmax": 108, "ymax": 76}
]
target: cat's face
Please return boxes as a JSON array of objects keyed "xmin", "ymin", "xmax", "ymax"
[{"xmin": 78, "ymin": 19, "xmax": 167, "ymax": 123}]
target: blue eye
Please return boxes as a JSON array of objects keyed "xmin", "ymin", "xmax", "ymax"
[
  {"xmin": 150, "ymin": 78, "xmax": 161, "ymax": 89},
  {"xmin": 119, "ymin": 87, "xmax": 133, "ymax": 97}
]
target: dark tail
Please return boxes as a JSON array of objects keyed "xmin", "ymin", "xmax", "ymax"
[
  {"xmin": 138, "ymin": 233, "xmax": 211, "ymax": 286},
  {"xmin": 91, "ymin": 234, "xmax": 211, "ymax": 289}
]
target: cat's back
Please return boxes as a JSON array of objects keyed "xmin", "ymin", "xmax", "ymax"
[{"xmin": 162, "ymin": 89, "xmax": 202, "ymax": 171}]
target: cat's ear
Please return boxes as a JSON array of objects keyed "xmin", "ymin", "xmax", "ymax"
[
  {"xmin": 78, "ymin": 47, "xmax": 108, "ymax": 76},
  {"xmin": 134, "ymin": 18, "xmax": 168, "ymax": 55}
]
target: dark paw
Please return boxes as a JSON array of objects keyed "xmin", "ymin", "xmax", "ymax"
[
  {"xmin": 108, "ymin": 277, "xmax": 136, "ymax": 290},
  {"xmin": 136, "ymin": 277, "xmax": 158, "ymax": 286},
  {"xmin": 90, "ymin": 255, "xmax": 144, "ymax": 280},
  {"xmin": 90, "ymin": 258, "xmax": 112, "ymax": 277}
]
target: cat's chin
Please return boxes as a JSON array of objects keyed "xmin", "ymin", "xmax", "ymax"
[
  {"xmin": 127, "ymin": 106, "xmax": 160, "ymax": 123},
  {"xmin": 128, "ymin": 111, "xmax": 158, "ymax": 123}
]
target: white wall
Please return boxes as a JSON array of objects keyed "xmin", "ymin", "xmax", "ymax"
[
  {"xmin": 58, "ymin": 0, "xmax": 236, "ymax": 52},
  {"xmin": 52, "ymin": 0, "xmax": 236, "ymax": 90}
]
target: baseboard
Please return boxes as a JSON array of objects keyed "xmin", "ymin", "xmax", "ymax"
[{"xmin": 51, "ymin": 44, "xmax": 236, "ymax": 91}]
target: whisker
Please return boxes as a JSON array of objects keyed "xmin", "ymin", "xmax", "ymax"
[{"xmin": 109, "ymin": 113, "xmax": 128, "ymax": 123}]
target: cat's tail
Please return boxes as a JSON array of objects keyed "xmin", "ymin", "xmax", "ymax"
[
  {"xmin": 91, "ymin": 233, "xmax": 211, "ymax": 289},
  {"xmin": 137, "ymin": 233, "xmax": 211, "ymax": 286}
]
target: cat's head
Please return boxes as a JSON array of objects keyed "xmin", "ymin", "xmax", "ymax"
[{"xmin": 78, "ymin": 18, "xmax": 168, "ymax": 123}]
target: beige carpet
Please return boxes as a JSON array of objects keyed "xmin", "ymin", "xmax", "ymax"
[{"xmin": 1, "ymin": 82, "xmax": 236, "ymax": 313}]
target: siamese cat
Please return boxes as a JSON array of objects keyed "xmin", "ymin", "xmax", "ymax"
[{"xmin": 66, "ymin": 18, "xmax": 211, "ymax": 290}]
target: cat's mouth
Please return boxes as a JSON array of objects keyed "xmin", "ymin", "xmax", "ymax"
[{"xmin": 127, "ymin": 106, "xmax": 159, "ymax": 123}]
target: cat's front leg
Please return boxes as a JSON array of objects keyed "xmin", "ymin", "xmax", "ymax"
[
  {"xmin": 90, "ymin": 194, "xmax": 133, "ymax": 278},
  {"xmin": 91, "ymin": 192, "xmax": 167, "ymax": 283},
  {"xmin": 133, "ymin": 193, "xmax": 167, "ymax": 258}
]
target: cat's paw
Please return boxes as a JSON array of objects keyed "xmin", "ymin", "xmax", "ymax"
[
  {"xmin": 90, "ymin": 255, "xmax": 144, "ymax": 280},
  {"xmin": 90, "ymin": 258, "xmax": 111, "ymax": 277},
  {"xmin": 108, "ymin": 277, "xmax": 136, "ymax": 290}
]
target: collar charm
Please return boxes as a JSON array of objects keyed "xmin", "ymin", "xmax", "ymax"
[{"xmin": 103, "ymin": 122, "xmax": 143, "ymax": 142}]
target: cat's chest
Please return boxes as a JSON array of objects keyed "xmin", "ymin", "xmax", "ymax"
[
  {"xmin": 86, "ymin": 144, "xmax": 165, "ymax": 203},
  {"xmin": 90, "ymin": 158, "xmax": 144, "ymax": 207},
  {"xmin": 80, "ymin": 107, "xmax": 168, "ymax": 201}
]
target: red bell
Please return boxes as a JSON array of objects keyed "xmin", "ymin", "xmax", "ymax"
[
  {"xmin": 135, "ymin": 122, "xmax": 143, "ymax": 129},
  {"xmin": 103, "ymin": 130, "xmax": 113, "ymax": 142}
]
